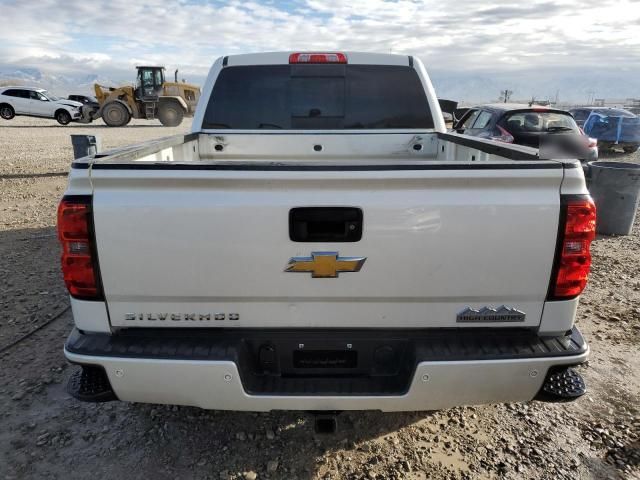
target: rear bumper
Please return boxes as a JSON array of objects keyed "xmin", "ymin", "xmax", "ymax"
[{"xmin": 64, "ymin": 327, "xmax": 589, "ymax": 412}]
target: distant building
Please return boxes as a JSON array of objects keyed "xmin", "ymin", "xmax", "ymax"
[{"xmin": 625, "ymin": 98, "xmax": 640, "ymax": 115}]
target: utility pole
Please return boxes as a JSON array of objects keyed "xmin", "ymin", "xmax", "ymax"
[{"xmin": 500, "ymin": 89, "xmax": 513, "ymax": 103}]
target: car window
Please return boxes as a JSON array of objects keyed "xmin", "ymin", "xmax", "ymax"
[
  {"xmin": 204, "ymin": 64, "xmax": 434, "ymax": 129},
  {"xmin": 28, "ymin": 91, "xmax": 47, "ymax": 101},
  {"xmin": 502, "ymin": 111, "xmax": 579, "ymax": 133},
  {"xmin": 5, "ymin": 89, "xmax": 29, "ymax": 98},
  {"xmin": 571, "ymin": 110, "xmax": 589, "ymax": 121},
  {"xmin": 593, "ymin": 108, "xmax": 635, "ymax": 118},
  {"xmin": 472, "ymin": 111, "xmax": 493, "ymax": 129},
  {"xmin": 459, "ymin": 110, "xmax": 480, "ymax": 129}
]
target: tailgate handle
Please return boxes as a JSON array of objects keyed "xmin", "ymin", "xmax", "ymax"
[{"xmin": 289, "ymin": 207, "xmax": 362, "ymax": 242}]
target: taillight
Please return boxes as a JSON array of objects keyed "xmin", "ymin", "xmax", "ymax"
[
  {"xmin": 289, "ymin": 52, "xmax": 347, "ymax": 64},
  {"xmin": 549, "ymin": 196, "xmax": 596, "ymax": 300},
  {"xmin": 491, "ymin": 125, "xmax": 514, "ymax": 143},
  {"xmin": 57, "ymin": 196, "xmax": 101, "ymax": 299},
  {"xmin": 579, "ymin": 128, "xmax": 597, "ymax": 148}
]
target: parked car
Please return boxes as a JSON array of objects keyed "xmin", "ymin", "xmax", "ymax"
[
  {"xmin": 60, "ymin": 52, "xmax": 592, "ymax": 420},
  {"xmin": 569, "ymin": 107, "xmax": 640, "ymax": 154},
  {"xmin": 0, "ymin": 86, "xmax": 82, "ymax": 125},
  {"xmin": 66, "ymin": 94, "xmax": 99, "ymax": 108},
  {"xmin": 454, "ymin": 104, "xmax": 597, "ymax": 162},
  {"xmin": 66, "ymin": 94, "xmax": 100, "ymax": 123}
]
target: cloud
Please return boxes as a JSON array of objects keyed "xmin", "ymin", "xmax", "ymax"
[
  {"xmin": 0, "ymin": 0, "xmax": 638, "ymax": 101},
  {"xmin": 474, "ymin": 2, "xmax": 569, "ymax": 20}
]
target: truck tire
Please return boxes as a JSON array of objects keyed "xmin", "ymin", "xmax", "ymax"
[
  {"xmin": 56, "ymin": 110, "xmax": 72, "ymax": 126},
  {"xmin": 102, "ymin": 102, "xmax": 131, "ymax": 127},
  {"xmin": 623, "ymin": 145, "xmax": 639, "ymax": 154},
  {"xmin": 0, "ymin": 104, "xmax": 15, "ymax": 120},
  {"xmin": 158, "ymin": 101, "xmax": 184, "ymax": 127}
]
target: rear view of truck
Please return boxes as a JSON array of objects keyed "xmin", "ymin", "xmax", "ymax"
[{"xmin": 60, "ymin": 52, "xmax": 594, "ymax": 413}]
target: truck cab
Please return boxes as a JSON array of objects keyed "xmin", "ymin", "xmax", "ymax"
[{"xmin": 135, "ymin": 66, "xmax": 165, "ymax": 102}]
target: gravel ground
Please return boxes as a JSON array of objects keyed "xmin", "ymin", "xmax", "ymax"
[
  {"xmin": 0, "ymin": 116, "xmax": 189, "ymax": 176},
  {"xmin": 0, "ymin": 116, "xmax": 639, "ymax": 480}
]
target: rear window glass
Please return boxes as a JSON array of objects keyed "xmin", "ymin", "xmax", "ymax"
[
  {"xmin": 473, "ymin": 111, "xmax": 493, "ymax": 129},
  {"xmin": 571, "ymin": 109, "xmax": 590, "ymax": 121},
  {"xmin": 459, "ymin": 110, "xmax": 479, "ymax": 129},
  {"xmin": 502, "ymin": 111, "xmax": 579, "ymax": 133},
  {"xmin": 591, "ymin": 108, "xmax": 636, "ymax": 118},
  {"xmin": 2, "ymin": 89, "xmax": 27, "ymax": 98},
  {"xmin": 203, "ymin": 64, "xmax": 434, "ymax": 130}
]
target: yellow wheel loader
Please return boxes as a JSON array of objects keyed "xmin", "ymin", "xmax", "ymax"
[{"xmin": 89, "ymin": 66, "xmax": 200, "ymax": 127}]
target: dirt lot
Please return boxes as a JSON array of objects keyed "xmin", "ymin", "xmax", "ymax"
[{"xmin": 1, "ymin": 116, "xmax": 639, "ymax": 480}]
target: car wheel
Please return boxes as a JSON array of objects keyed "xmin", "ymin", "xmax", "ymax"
[
  {"xmin": 56, "ymin": 110, "xmax": 72, "ymax": 125},
  {"xmin": 0, "ymin": 104, "xmax": 15, "ymax": 120},
  {"xmin": 623, "ymin": 146, "xmax": 639, "ymax": 154},
  {"xmin": 102, "ymin": 102, "xmax": 131, "ymax": 127}
]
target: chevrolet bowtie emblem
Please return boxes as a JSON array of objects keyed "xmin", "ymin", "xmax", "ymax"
[{"xmin": 285, "ymin": 252, "xmax": 366, "ymax": 278}]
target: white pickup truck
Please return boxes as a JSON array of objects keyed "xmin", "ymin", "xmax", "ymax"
[{"xmin": 60, "ymin": 52, "xmax": 595, "ymax": 419}]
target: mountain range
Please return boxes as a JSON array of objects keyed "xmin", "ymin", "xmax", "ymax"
[
  {"xmin": 1, "ymin": 66, "xmax": 637, "ymax": 105},
  {"xmin": 0, "ymin": 68, "xmax": 131, "ymax": 96}
]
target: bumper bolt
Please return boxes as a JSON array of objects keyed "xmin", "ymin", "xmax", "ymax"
[
  {"xmin": 422, "ymin": 374, "xmax": 430, "ymax": 382},
  {"xmin": 530, "ymin": 369, "xmax": 539, "ymax": 378},
  {"xmin": 224, "ymin": 373, "xmax": 232, "ymax": 382},
  {"xmin": 114, "ymin": 369, "xmax": 124, "ymax": 378}
]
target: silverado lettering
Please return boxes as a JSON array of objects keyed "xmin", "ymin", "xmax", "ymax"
[{"xmin": 125, "ymin": 313, "xmax": 235, "ymax": 321}]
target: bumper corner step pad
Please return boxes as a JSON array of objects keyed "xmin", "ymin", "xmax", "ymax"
[
  {"xmin": 67, "ymin": 365, "xmax": 117, "ymax": 403},
  {"xmin": 535, "ymin": 367, "xmax": 586, "ymax": 402}
]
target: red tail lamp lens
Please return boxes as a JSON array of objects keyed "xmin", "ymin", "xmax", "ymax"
[
  {"xmin": 552, "ymin": 197, "xmax": 596, "ymax": 299},
  {"xmin": 57, "ymin": 198, "xmax": 101, "ymax": 299}
]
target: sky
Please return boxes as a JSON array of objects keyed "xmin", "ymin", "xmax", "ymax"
[{"xmin": 1, "ymin": 0, "xmax": 639, "ymax": 102}]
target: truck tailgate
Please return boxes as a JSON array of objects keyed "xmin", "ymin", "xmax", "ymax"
[{"xmin": 90, "ymin": 164, "xmax": 563, "ymax": 329}]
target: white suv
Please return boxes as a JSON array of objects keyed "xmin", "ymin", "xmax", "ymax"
[{"xmin": 0, "ymin": 86, "xmax": 83, "ymax": 125}]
